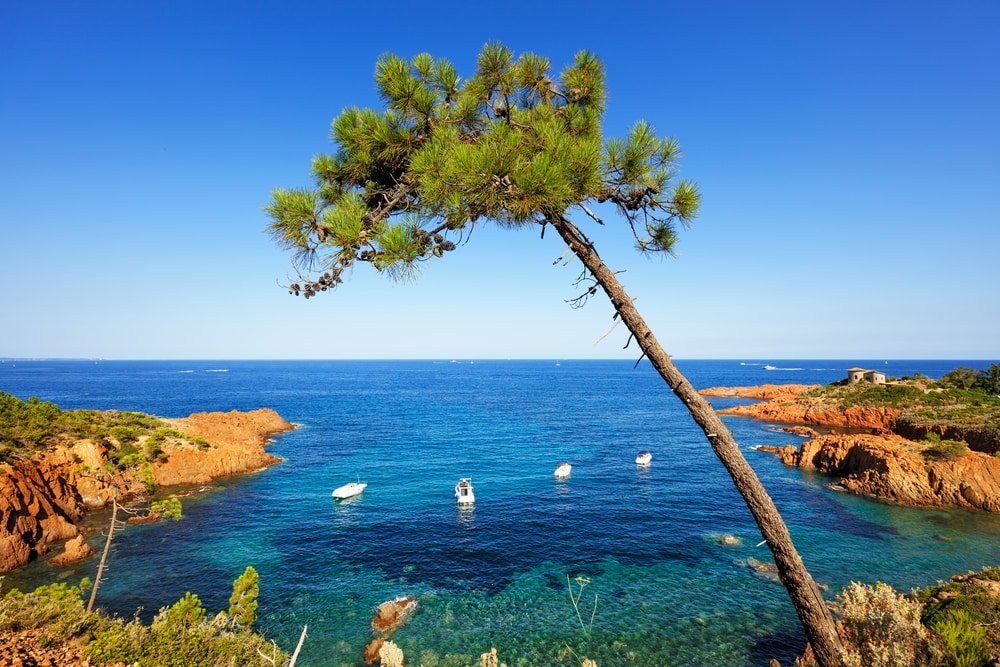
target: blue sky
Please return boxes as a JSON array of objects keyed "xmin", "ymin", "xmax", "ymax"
[{"xmin": 1, "ymin": 1, "xmax": 997, "ymax": 359}]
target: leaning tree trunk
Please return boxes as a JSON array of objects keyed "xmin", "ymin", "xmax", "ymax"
[
  {"xmin": 550, "ymin": 215, "xmax": 845, "ymax": 667},
  {"xmin": 87, "ymin": 497, "xmax": 118, "ymax": 613}
]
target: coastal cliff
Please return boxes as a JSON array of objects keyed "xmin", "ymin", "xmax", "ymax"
[
  {"xmin": 758, "ymin": 434, "xmax": 1000, "ymax": 511},
  {"xmin": 703, "ymin": 380, "xmax": 1000, "ymax": 511},
  {"xmin": 0, "ymin": 408, "xmax": 293, "ymax": 573},
  {"xmin": 706, "ymin": 384, "xmax": 899, "ymax": 430}
]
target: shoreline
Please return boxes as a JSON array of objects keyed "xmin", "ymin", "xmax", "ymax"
[
  {"xmin": 702, "ymin": 384, "xmax": 1000, "ymax": 512},
  {"xmin": 0, "ymin": 408, "xmax": 295, "ymax": 574}
]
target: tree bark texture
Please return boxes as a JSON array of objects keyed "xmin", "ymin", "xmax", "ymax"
[{"xmin": 550, "ymin": 215, "xmax": 845, "ymax": 667}]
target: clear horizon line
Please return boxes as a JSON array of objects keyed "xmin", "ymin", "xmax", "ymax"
[{"xmin": 1, "ymin": 357, "xmax": 995, "ymax": 362}]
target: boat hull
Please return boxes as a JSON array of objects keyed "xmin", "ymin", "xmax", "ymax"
[{"xmin": 332, "ymin": 482, "xmax": 367, "ymax": 499}]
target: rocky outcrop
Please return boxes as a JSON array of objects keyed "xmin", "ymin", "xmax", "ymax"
[
  {"xmin": 49, "ymin": 535, "xmax": 95, "ymax": 566},
  {"xmin": 0, "ymin": 408, "xmax": 293, "ymax": 573},
  {"xmin": 707, "ymin": 382, "xmax": 1000, "ymax": 512},
  {"xmin": 364, "ymin": 597, "xmax": 418, "ymax": 665},
  {"xmin": 759, "ymin": 434, "xmax": 1000, "ymax": 512},
  {"xmin": 0, "ymin": 445, "xmax": 136, "ymax": 573},
  {"xmin": 701, "ymin": 384, "xmax": 899, "ymax": 430},
  {"xmin": 154, "ymin": 409, "xmax": 292, "ymax": 486},
  {"xmin": 719, "ymin": 401, "xmax": 899, "ymax": 431},
  {"xmin": 371, "ymin": 596, "xmax": 418, "ymax": 634},
  {"xmin": 700, "ymin": 384, "xmax": 818, "ymax": 401}
]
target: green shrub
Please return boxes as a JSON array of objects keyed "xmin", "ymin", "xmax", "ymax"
[
  {"xmin": 942, "ymin": 368, "xmax": 983, "ymax": 391},
  {"xmin": 931, "ymin": 608, "xmax": 989, "ymax": 667},
  {"xmin": 922, "ymin": 434, "xmax": 970, "ymax": 461},
  {"xmin": 0, "ymin": 579, "xmax": 97, "ymax": 643}
]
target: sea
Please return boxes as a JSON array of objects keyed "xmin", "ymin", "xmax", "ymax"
[{"xmin": 1, "ymin": 359, "xmax": 998, "ymax": 666}]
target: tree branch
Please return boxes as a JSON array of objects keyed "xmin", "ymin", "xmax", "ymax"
[{"xmin": 579, "ymin": 203, "xmax": 604, "ymax": 225}]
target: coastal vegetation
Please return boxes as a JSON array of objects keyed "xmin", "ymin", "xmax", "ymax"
[
  {"xmin": 0, "ymin": 569, "xmax": 287, "ymax": 666},
  {"xmin": 3, "ymin": 568, "xmax": 997, "ymax": 666},
  {"xmin": 805, "ymin": 365, "xmax": 1000, "ymax": 434},
  {"xmin": 833, "ymin": 569, "xmax": 999, "ymax": 667},
  {"xmin": 0, "ymin": 391, "xmax": 209, "ymax": 465},
  {"xmin": 266, "ymin": 43, "xmax": 844, "ymax": 665}
]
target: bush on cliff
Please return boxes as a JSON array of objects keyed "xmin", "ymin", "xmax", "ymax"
[
  {"xmin": 916, "ymin": 566, "xmax": 1000, "ymax": 663},
  {"xmin": 0, "ymin": 574, "xmax": 286, "ymax": 666},
  {"xmin": 835, "ymin": 581, "xmax": 940, "ymax": 667},
  {"xmin": 0, "ymin": 579, "xmax": 98, "ymax": 645},
  {"xmin": 0, "ymin": 391, "xmax": 208, "ymax": 469},
  {"xmin": 929, "ymin": 608, "xmax": 989, "ymax": 667},
  {"xmin": 921, "ymin": 433, "xmax": 970, "ymax": 461}
]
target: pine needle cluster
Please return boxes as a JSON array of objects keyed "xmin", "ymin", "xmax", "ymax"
[{"xmin": 266, "ymin": 43, "xmax": 700, "ymax": 297}]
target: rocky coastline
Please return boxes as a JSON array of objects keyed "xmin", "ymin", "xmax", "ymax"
[
  {"xmin": 0, "ymin": 408, "xmax": 293, "ymax": 573},
  {"xmin": 703, "ymin": 384, "xmax": 1000, "ymax": 512}
]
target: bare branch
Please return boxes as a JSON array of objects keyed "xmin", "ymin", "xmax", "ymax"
[
  {"xmin": 288, "ymin": 625, "xmax": 308, "ymax": 667},
  {"xmin": 594, "ymin": 317, "xmax": 622, "ymax": 345},
  {"xmin": 579, "ymin": 203, "xmax": 604, "ymax": 225}
]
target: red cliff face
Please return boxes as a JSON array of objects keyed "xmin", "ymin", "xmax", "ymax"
[
  {"xmin": 760, "ymin": 434, "xmax": 1000, "ymax": 512},
  {"xmin": 700, "ymin": 384, "xmax": 818, "ymax": 401},
  {"xmin": 701, "ymin": 384, "xmax": 900, "ymax": 430},
  {"xmin": 705, "ymin": 383, "xmax": 1000, "ymax": 512},
  {"xmin": 153, "ymin": 409, "xmax": 292, "ymax": 486},
  {"xmin": 0, "ymin": 409, "xmax": 293, "ymax": 573},
  {"xmin": 718, "ymin": 401, "xmax": 899, "ymax": 431}
]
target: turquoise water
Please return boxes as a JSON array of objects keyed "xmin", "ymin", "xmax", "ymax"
[{"xmin": 2, "ymin": 359, "xmax": 999, "ymax": 666}]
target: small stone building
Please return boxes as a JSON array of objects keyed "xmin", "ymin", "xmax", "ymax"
[{"xmin": 847, "ymin": 368, "xmax": 887, "ymax": 385}]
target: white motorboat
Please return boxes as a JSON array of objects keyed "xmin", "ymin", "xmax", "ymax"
[
  {"xmin": 455, "ymin": 478, "xmax": 475, "ymax": 504},
  {"xmin": 554, "ymin": 462, "xmax": 572, "ymax": 479},
  {"xmin": 332, "ymin": 481, "xmax": 367, "ymax": 500},
  {"xmin": 635, "ymin": 451, "xmax": 652, "ymax": 466}
]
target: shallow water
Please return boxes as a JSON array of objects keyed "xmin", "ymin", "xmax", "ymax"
[{"xmin": 2, "ymin": 359, "xmax": 998, "ymax": 666}]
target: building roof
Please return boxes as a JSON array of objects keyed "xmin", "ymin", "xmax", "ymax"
[{"xmin": 847, "ymin": 367, "xmax": 869, "ymax": 372}]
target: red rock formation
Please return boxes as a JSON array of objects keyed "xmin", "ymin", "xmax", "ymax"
[
  {"xmin": 701, "ymin": 383, "xmax": 899, "ymax": 430},
  {"xmin": 718, "ymin": 401, "xmax": 899, "ymax": 430},
  {"xmin": 49, "ymin": 535, "xmax": 95, "ymax": 566},
  {"xmin": 363, "ymin": 637, "xmax": 385, "ymax": 665},
  {"xmin": 371, "ymin": 596, "xmax": 418, "ymax": 634},
  {"xmin": 154, "ymin": 409, "xmax": 292, "ymax": 486},
  {"xmin": 759, "ymin": 434, "xmax": 1000, "ymax": 512},
  {"xmin": 700, "ymin": 384, "xmax": 818, "ymax": 400},
  {"xmin": 0, "ymin": 408, "xmax": 293, "ymax": 573}
]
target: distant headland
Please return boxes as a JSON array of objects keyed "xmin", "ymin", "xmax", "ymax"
[
  {"xmin": 701, "ymin": 365, "xmax": 1000, "ymax": 512},
  {"xmin": 0, "ymin": 392, "xmax": 294, "ymax": 573}
]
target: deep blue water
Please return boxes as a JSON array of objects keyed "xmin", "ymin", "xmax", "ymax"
[{"xmin": 2, "ymin": 359, "xmax": 998, "ymax": 666}]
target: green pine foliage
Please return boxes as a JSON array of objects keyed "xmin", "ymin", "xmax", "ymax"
[
  {"xmin": 150, "ymin": 497, "xmax": 184, "ymax": 521},
  {"xmin": 0, "ymin": 575, "xmax": 285, "ymax": 666},
  {"xmin": 227, "ymin": 566, "xmax": 260, "ymax": 628},
  {"xmin": 267, "ymin": 43, "xmax": 700, "ymax": 298}
]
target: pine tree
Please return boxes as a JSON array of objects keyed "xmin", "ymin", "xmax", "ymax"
[
  {"xmin": 266, "ymin": 43, "xmax": 844, "ymax": 666},
  {"xmin": 228, "ymin": 566, "xmax": 259, "ymax": 628}
]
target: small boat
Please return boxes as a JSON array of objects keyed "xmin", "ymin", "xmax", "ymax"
[
  {"xmin": 455, "ymin": 478, "xmax": 475, "ymax": 504},
  {"xmin": 332, "ymin": 480, "xmax": 367, "ymax": 500},
  {"xmin": 554, "ymin": 462, "xmax": 572, "ymax": 479},
  {"xmin": 635, "ymin": 451, "xmax": 652, "ymax": 467}
]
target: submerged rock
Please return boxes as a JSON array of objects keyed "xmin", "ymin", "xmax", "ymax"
[
  {"xmin": 718, "ymin": 534, "xmax": 742, "ymax": 546},
  {"xmin": 745, "ymin": 557, "xmax": 780, "ymax": 581},
  {"xmin": 362, "ymin": 637, "xmax": 384, "ymax": 664},
  {"xmin": 372, "ymin": 596, "xmax": 418, "ymax": 634}
]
